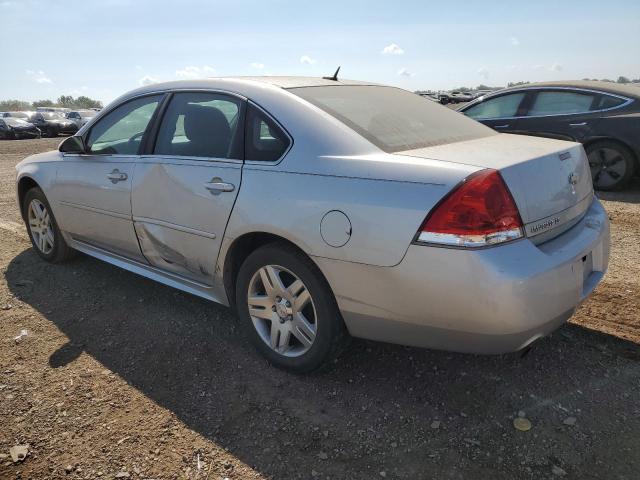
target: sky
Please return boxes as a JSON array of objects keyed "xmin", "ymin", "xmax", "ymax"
[{"xmin": 1, "ymin": 0, "xmax": 639, "ymax": 104}]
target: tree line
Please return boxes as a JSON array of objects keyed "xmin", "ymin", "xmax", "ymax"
[{"xmin": 0, "ymin": 95, "xmax": 103, "ymax": 112}]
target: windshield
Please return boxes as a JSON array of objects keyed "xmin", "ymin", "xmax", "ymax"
[
  {"xmin": 289, "ymin": 85, "xmax": 495, "ymax": 152},
  {"xmin": 4, "ymin": 118, "xmax": 29, "ymax": 126},
  {"xmin": 8, "ymin": 112, "xmax": 28, "ymax": 119}
]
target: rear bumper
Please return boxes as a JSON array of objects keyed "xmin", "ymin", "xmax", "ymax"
[{"xmin": 314, "ymin": 198, "xmax": 610, "ymax": 354}]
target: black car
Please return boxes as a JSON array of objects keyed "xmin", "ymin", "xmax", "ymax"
[
  {"xmin": 0, "ymin": 118, "xmax": 41, "ymax": 139},
  {"xmin": 459, "ymin": 81, "xmax": 640, "ymax": 190},
  {"xmin": 25, "ymin": 112, "xmax": 79, "ymax": 137}
]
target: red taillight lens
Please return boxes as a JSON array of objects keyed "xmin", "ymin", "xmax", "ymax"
[{"xmin": 417, "ymin": 169, "xmax": 523, "ymax": 247}]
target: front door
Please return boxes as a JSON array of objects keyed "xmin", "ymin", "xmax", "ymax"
[
  {"xmin": 131, "ymin": 91, "xmax": 245, "ymax": 285},
  {"xmin": 55, "ymin": 94, "xmax": 163, "ymax": 261},
  {"xmin": 462, "ymin": 91, "xmax": 528, "ymax": 134}
]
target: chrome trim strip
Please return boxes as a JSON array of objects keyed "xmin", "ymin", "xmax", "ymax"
[
  {"xmin": 132, "ymin": 216, "xmax": 217, "ymax": 239},
  {"xmin": 524, "ymin": 193, "xmax": 594, "ymax": 239},
  {"xmin": 58, "ymin": 200, "xmax": 131, "ymax": 220},
  {"xmin": 463, "ymin": 86, "xmax": 635, "ymax": 121}
]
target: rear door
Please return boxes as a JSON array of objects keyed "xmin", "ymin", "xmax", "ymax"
[
  {"xmin": 131, "ymin": 91, "xmax": 245, "ymax": 285},
  {"xmin": 516, "ymin": 89, "xmax": 600, "ymax": 141},
  {"xmin": 461, "ymin": 91, "xmax": 528, "ymax": 133}
]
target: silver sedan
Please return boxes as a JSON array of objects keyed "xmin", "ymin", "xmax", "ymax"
[{"xmin": 15, "ymin": 77, "xmax": 610, "ymax": 372}]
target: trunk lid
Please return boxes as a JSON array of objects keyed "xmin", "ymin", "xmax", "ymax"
[{"xmin": 398, "ymin": 133, "xmax": 593, "ymax": 240}]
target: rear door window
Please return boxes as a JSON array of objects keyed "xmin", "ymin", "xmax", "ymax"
[
  {"xmin": 244, "ymin": 104, "xmax": 291, "ymax": 161},
  {"xmin": 464, "ymin": 93, "xmax": 526, "ymax": 120},
  {"xmin": 594, "ymin": 94, "xmax": 626, "ymax": 110},
  {"xmin": 527, "ymin": 91, "xmax": 596, "ymax": 116},
  {"xmin": 153, "ymin": 92, "xmax": 243, "ymax": 159}
]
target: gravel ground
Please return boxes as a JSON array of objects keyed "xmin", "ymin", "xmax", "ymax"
[{"xmin": 1, "ymin": 138, "xmax": 639, "ymax": 480}]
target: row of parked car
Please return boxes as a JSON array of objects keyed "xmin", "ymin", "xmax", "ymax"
[{"xmin": 0, "ymin": 109, "xmax": 98, "ymax": 140}]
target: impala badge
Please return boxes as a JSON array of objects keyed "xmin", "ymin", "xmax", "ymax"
[{"xmin": 568, "ymin": 172, "xmax": 579, "ymax": 185}]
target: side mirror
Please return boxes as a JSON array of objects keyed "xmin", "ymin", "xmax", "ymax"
[{"xmin": 59, "ymin": 135, "xmax": 86, "ymax": 154}]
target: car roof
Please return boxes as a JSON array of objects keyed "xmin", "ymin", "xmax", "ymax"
[
  {"xmin": 125, "ymin": 76, "xmax": 380, "ymax": 99},
  {"xmin": 498, "ymin": 80, "xmax": 640, "ymax": 99}
]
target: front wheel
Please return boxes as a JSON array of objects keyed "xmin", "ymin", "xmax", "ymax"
[
  {"xmin": 23, "ymin": 187, "xmax": 76, "ymax": 263},
  {"xmin": 235, "ymin": 243, "xmax": 349, "ymax": 373},
  {"xmin": 586, "ymin": 141, "xmax": 635, "ymax": 191}
]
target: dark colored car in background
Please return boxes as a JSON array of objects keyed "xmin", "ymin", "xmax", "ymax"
[
  {"xmin": 0, "ymin": 118, "xmax": 41, "ymax": 139},
  {"xmin": 459, "ymin": 81, "xmax": 640, "ymax": 190},
  {"xmin": 24, "ymin": 112, "xmax": 78, "ymax": 137}
]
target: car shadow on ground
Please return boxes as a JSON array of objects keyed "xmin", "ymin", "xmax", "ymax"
[
  {"xmin": 5, "ymin": 248, "xmax": 640, "ymax": 479},
  {"xmin": 597, "ymin": 177, "xmax": 640, "ymax": 204}
]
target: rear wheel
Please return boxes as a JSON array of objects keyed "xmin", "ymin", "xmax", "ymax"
[
  {"xmin": 586, "ymin": 140, "xmax": 635, "ymax": 191},
  {"xmin": 235, "ymin": 243, "xmax": 349, "ymax": 373},
  {"xmin": 23, "ymin": 187, "xmax": 76, "ymax": 263}
]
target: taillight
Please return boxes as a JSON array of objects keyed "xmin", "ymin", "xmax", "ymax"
[{"xmin": 417, "ymin": 169, "xmax": 523, "ymax": 248}]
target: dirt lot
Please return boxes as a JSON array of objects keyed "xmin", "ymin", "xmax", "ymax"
[{"xmin": 1, "ymin": 138, "xmax": 639, "ymax": 480}]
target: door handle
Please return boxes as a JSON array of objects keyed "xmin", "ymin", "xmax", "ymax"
[
  {"xmin": 204, "ymin": 178, "xmax": 235, "ymax": 194},
  {"xmin": 107, "ymin": 169, "xmax": 128, "ymax": 183},
  {"xmin": 569, "ymin": 122, "xmax": 587, "ymax": 127},
  {"xmin": 494, "ymin": 124, "xmax": 510, "ymax": 129}
]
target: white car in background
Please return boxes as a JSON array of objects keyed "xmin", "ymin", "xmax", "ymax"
[{"xmin": 65, "ymin": 110, "xmax": 97, "ymax": 128}]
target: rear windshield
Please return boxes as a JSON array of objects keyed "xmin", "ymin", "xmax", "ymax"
[{"xmin": 289, "ymin": 85, "xmax": 495, "ymax": 152}]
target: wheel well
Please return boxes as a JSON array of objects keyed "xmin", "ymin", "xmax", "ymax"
[
  {"xmin": 222, "ymin": 232, "xmax": 311, "ymax": 309},
  {"xmin": 583, "ymin": 137, "xmax": 639, "ymax": 170},
  {"xmin": 17, "ymin": 177, "xmax": 40, "ymax": 218}
]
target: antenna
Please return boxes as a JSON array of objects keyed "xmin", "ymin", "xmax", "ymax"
[{"xmin": 323, "ymin": 66, "xmax": 341, "ymax": 81}]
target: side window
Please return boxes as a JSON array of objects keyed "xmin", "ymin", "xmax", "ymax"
[
  {"xmin": 245, "ymin": 104, "xmax": 291, "ymax": 161},
  {"xmin": 595, "ymin": 94, "xmax": 626, "ymax": 110},
  {"xmin": 153, "ymin": 92, "xmax": 243, "ymax": 159},
  {"xmin": 527, "ymin": 91, "xmax": 596, "ymax": 116},
  {"xmin": 464, "ymin": 93, "xmax": 525, "ymax": 120},
  {"xmin": 86, "ymin": 95, "xmax": 161, "ymax": 155}
]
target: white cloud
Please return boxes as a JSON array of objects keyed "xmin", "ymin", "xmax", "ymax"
[
  {"xmin": 175, "ymin": 65, "xmax": 216, "ymax": 79},
  {"xmin": 139, "ymin": 75, "xmax": 159, "ymax": 86},
  {"xmin": 300, "ymin": 55, "xmax": 317, "ymax": 65},
  {"xmin": 250, "ymin": 62, "xmax": 265, "ymax": 70},
  {"xmin": 477, "ymin": 67, "xmax": 490, "ymax": 79},
  {"xmin": 510, "ymin": 37, "xmax": 520, "ymax": 47},
  {"xmin": 26, "ymin": 69, "xmax": 52, "ymax": 84},
  {"xmin": 397, "ymin": 68, "xmax": 414, "ymax": 77},
  {"xmin": 381, "ymin": 43, "xmax": 404, "ymax": 55},
  {"xmin": 550, "ymin": 62, "xmax": 563, "ymax": 72},
  {"xmin": 533, "ymin": 64, "xmax": 545, "ymax": 70}
]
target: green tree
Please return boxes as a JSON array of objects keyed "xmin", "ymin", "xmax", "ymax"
[
  {"xmin": 32, "ymin": 99, "xmax": 54, "ymax": 108},
  {"xmin": 57, "ymin": 95, "xmax": 75, "ymax": 107},
  {"xmin": 74, "ymin": 96, "xmax": 103, "ymax": 109},
  {"xmin": 0, "ymin": 99, "xmax": 32, "ymax": 111},
  {"xmin": 507, "ymin": 81, "xmax": 530, "ymax": 87},
  {"xmin": 617, "ymin": 76, "xmax": 630, "ymax": 84}
]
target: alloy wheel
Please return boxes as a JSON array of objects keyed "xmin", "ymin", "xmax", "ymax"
[
  {"xmin": 27, "ymin": 199, "xmax": 54, "ymax": 255},
  {"xmin": 247, "ymin": 264, "xmax": 317, "ymax": 357},
  {"xmin": 588, "ymin": 147, "xmax": 627, "ymax": 190}
]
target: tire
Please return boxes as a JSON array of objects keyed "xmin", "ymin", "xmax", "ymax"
[
  {"xmin": 235, "ymin": 242, "xmax": 349, "ymax": 373},
  {"xmin": 23, "ymin": 187, "xmax": 76, "ymax": 263},
  {"xmin": 586, "ymin": 140, "xmax": 635, "ymax": 191}
]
